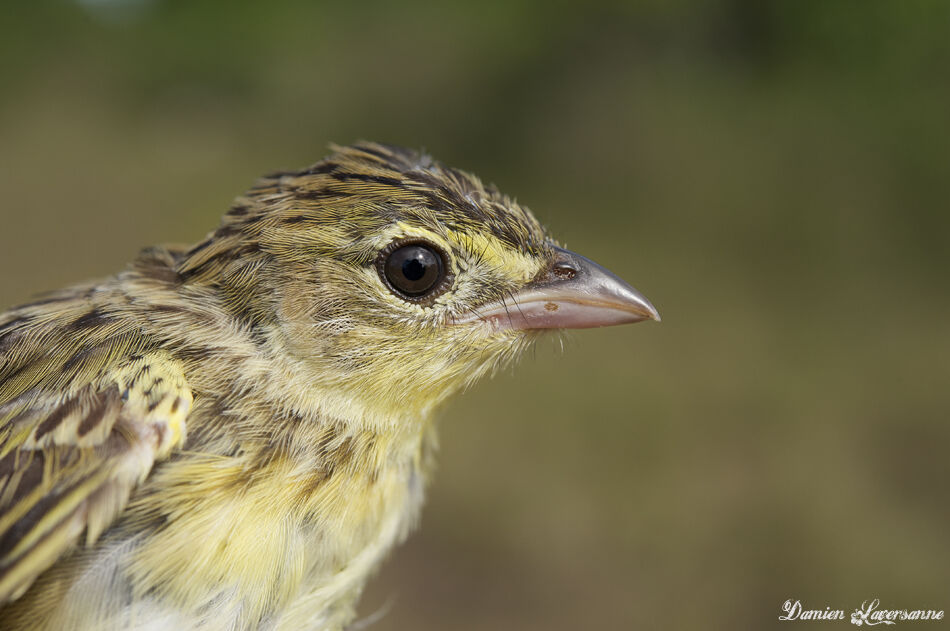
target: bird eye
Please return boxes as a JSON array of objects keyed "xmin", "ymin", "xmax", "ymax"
[{"xmin": 377, "ymin": 240, "xmax": 452, "ymax": 303}]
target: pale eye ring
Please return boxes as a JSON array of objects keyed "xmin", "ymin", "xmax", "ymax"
[{"xmin": 376, "ymin": 239, "xmax": 454, "ymax": 304}]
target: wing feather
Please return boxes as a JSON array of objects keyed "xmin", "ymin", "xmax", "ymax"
[{"xmin": 0, "ymin": 350, "xmax": 191, "ymax": 602}]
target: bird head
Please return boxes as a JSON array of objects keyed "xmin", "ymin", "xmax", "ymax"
[{"xmin": 177, "ymin": 143, "xmax": 658, "ymax": 425}]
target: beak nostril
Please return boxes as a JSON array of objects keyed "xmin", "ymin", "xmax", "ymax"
[{"xmin": 552, "ymin": 265, "xmax": 577, "ymax": 280}]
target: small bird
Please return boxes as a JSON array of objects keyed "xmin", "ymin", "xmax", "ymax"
[{"xmin": 0, "ymin": 142, "xmax": 658, "ymax": 630}]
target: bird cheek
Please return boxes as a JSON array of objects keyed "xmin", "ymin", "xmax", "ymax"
[{"xmin": 278, "ymin": 287, "xmax": 313, "ymax": 324}]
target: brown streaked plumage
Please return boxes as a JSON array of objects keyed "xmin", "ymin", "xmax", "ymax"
[{"xmin": 0, "ymin": 142, "xmax": 658, "ymax": 630}]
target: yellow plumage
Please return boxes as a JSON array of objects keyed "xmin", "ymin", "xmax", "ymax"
[{"xmin": 0, "ymin": 142, "xmax": 657, "ymax": 630}]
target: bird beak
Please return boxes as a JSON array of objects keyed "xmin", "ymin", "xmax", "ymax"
[{"xmin": 453, "ymin": 246, "xmax": 660, "ymax": 332}]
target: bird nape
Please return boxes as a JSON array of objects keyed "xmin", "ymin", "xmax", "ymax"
[{"xmin": 0, "ymin": 142, "xmax": 658, "ymax": 631}]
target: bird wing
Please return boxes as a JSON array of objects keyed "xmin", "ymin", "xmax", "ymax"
[{"xmin": 0, "ymin": 344, "xmax": 191, "ymax": 603}]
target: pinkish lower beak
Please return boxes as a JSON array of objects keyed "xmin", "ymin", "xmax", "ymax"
[{"xmin": 452, "ymin": 246, "xmax": 660, "ymax": 332}]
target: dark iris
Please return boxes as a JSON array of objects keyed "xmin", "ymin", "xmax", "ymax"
[{"xmin": 383, "ymin": 243, "xmax": 445, "ymax": 298}]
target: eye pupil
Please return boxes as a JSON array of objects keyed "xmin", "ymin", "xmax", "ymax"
[
  {"xmin": 381, "ymin": 242, "xmax": 448, "ymax": 300},
  {"xmin": 402, "ymin": 257, "xmax": 427, "ymax": 281}
]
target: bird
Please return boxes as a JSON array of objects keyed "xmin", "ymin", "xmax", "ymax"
[{"xmin": 0, "ymin": 142, "xmax": 659, "ymax": 630}]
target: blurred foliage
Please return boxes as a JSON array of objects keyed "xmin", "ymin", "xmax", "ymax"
[{"xmin": 1, "ymin": 1, "xmax": 949, "ymax": 629}]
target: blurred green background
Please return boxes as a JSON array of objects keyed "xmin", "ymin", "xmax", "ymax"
[{"xmin": 2, "ymin": 1, "xmax": 949, "ymax": 628}]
